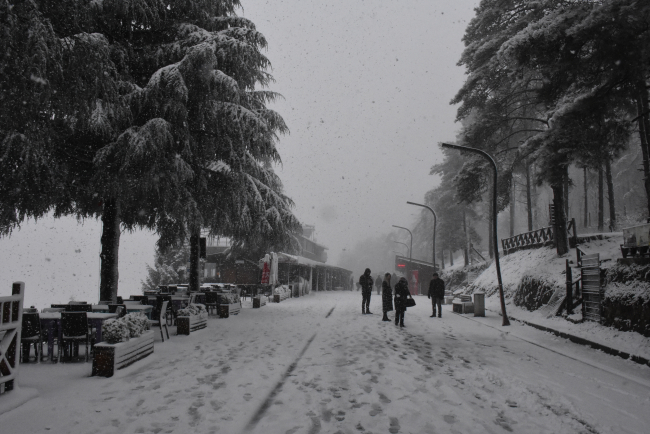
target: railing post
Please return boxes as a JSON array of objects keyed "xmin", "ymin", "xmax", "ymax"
[{"xmin": 565, "ymin": 260, "xmax": 573, "ymax": 315}]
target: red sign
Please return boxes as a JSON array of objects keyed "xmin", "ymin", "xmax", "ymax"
[
  {"xmin": 261, "ymin": 262, "xmax": 270, "ymax": 284},
  {"xmin": 410, "ymin": 270, "xmax": 419, "ymax": 295}
]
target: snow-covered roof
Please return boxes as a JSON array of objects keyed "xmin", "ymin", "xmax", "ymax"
[{"xmin": 260, "ymin": 252, "xmax": 352, "ymax": 274}]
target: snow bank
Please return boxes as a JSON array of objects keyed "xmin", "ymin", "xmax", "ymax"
[{"xmin": 468, "ymin": 233, "xmax": 650, "ymax": 359}]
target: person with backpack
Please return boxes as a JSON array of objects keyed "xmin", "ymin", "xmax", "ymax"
[
  {"xmin": 359, "ymin": 268, "xmax": 374, "ymax": 314},
  {"xmin": 428, "ymin": 272, "xmax": 445, "ymax": 318}
]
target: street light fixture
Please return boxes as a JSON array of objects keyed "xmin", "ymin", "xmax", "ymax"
[
  {"xmin": 441, "ymin": 142, "xmax": 510, "ymax": 326},
  {"xmin": 407, "ymin": 201, "xmax": 437, "ymax": 272}
]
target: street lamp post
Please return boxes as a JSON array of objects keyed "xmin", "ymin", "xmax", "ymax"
[
  {"xmin": 441, "ymin": 143, "xmax": 510, "ymax": 326},
  {"xmin": 407, "ymin": 201, "xmax": 437, "ymax": 272},
  {"xmin": 392, "ymin": 225, "xmax": 413, "ymax": 287},
  {"xmin": 392, "ymin": 241, "xmax": 410, "ymax": 257}
]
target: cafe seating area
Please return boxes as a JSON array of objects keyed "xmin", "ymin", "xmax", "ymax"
[{"xmin": 16, "ymin": 282, "xmax": 275, "ymax": 367}]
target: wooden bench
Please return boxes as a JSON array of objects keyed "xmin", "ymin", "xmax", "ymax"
[
  {"xmin": 92, "ymin": 330, "xmax": 154, "ymax": 377},
  {"xmin": 176, "ymin": 314, "xmax": 207, "ymax": 335}
]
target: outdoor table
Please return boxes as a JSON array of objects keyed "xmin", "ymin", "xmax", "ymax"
[
  {"xmin": 92, "ymin": 305, "xmax": 153, "ymax": 319},
  {"xmin": 170, "ymin": 296, "xmax": 190, "ymax": 311},
  {"xmin": 39, "ymin": 312, "xmax": 118, "ymax": 362}
]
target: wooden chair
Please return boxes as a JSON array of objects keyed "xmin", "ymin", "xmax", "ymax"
[
  {"xmin": 108, "ymin": 304, "xmax": 127, "ymax": 318},
  {"xmin": 204, "ymin": 292, "xmax": 219, "ymax": 315},
  {"xmin": 149, "ymin": 300, "xmax": 170, "ymax": 342},
  {"xmin": 20, "ymin": 313, "xmax": 44, "ymax": 363},
  {"xmin": 59, "ymin": 312, "xmax": 94, "ymax": 362}
]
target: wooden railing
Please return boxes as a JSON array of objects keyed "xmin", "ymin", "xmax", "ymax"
[
  {"xmin": 502, "ymin": 217, "xmax": 577, "ymax": 255},
  {"xmin": 501, "ymin": 226, "xmax": 555, "ymax": 255},
  {"xmin": 0, "ymin": 282, "xmax": 25, "ymax": 395}
]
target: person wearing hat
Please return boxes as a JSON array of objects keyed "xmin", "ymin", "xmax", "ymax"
[
  {"xmin": 394, "ymin": 276, "xmax": 412, "ymax": 327},
  {"xmin": 428, "ymin": 272, "xmax": 445, "ymax": 318}
]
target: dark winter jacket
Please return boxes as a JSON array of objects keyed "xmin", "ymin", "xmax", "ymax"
[
  {"xmin": 428, "ymin": 278, "xmax": 445, "ymax": 299},
  {"xmin": 382, "ymin": 280, "xmax": 393, "ymax": 312},
  {"xmin": 375, "ymin": 276, "xmax": 383, "ymax": 289},
  {"xmin": 394, "ymin": 277, "xmax": 411, "ymax": 311},
  {"xmin": 359, "ymin": 269, "xmax": 374, "ymax": 294}
]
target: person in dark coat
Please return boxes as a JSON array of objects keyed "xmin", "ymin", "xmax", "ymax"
[
  {"xmin": 359, "ymin": 268, "xmax": 374, "ymax": 314},
  {"xmin": 428, "ymin": 272, "xmax": 445, "ymax": 318},
  {"xmin": 381, "ymin": 273, "xmax": 393, "ymax": 321},
  {"xmin": 394, "ymin": 277, "xmax": 412, "ymax": 327},
  {"xmin": 375, "ymin": 275, "xmax": 382, "ymax": 295}
]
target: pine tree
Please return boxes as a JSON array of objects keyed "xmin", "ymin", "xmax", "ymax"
[
  {"xmin": 141, "ymin": 240, "xmax": 192, "ymax": 292},
  {"xmin": 1, "ymin": 1, "xmax": 301, "ymax": 302}
]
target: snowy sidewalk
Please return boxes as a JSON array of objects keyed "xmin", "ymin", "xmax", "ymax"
[
  {"xmin": 484, "ymin": 296, "xmax": 650, "ymax": 364},
  {"xmin": 1, "ymin": 291, "xmax": 649, "ymax": 434}
]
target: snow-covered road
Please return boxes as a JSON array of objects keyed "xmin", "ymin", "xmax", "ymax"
[{"xmin": 2, "ymin": 291, "xmax": 649, "ymax": 434}]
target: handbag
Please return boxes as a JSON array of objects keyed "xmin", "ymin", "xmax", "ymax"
[{"xmin": 404, "ymin": 297, "xmax": 416, "ymax": 308}]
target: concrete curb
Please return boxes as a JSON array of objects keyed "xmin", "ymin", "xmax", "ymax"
[{"xmin": 486, "ymin": 308, "xmax": 650, "ymax": 368}]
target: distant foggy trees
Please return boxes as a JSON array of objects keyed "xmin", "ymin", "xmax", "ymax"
[
  {"xmin": 416, "ymin": 0, "xmax": 649, "ymax": 259},
  {"xmin": 0, "ymin": 1, "xmax": 301, "ymax": 301}
]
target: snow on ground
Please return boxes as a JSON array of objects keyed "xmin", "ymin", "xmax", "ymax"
[
  {"xmin": 2, "ymin": 291, "xmax": 649, "ymax": 434},
  {"xmin": 469, "ymin": 232, "xmax": 650, "ymax": 360}
]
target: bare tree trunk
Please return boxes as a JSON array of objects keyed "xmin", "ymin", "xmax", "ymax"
[
  {"xmin": 598, "ymin": 166, "xmax": 604, "ymax": 232},
  {"xmin": 563, "ymin": 169, "xmax": 570, "ymax": 220},
  {"xmin": 635, "ymin": 88, "xmax": 650, "ymax": 217},
  {"xmin": 605, "ymin": 157, "xmax": 616, "ymax": 231},
  {"xmin": 552, "ymin": 183, "xmax": 569, "ymax": 255},
  {"xmin": 450, "ymin": 250, "xmax": 454, "ymax": 266},
  {"xmin": 510, "ymin": 174, "xmax": 515, "ymax": 237},
  {"xmin": 99, "ymin": 198, "xmax": 121, "ymax": 303},
  {"xmin": 189, "ymin": 230, "xmax": 201, "ymax": 292},
  {"xmin": 526, "ymin": 163, "xmax": 533, "ymax": 231},
  {"xmin": 463, "ymin": 209, "xmax": 469, "ymax": 266},
  {"xmin": 440, "ymin": 246, "xmax": 445, "ymax": 269},
  {"xmin": 583, "ymin": 167, "xmax": 588, "ymax": 228}
]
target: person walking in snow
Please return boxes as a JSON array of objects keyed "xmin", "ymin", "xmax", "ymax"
[
  {"xmin": 359, "ymin": 268, "xmax": 374, "ymax": 314},
  {"xmin": 375, "ymin": 275, "xmax": 382, "ymax": 295},
  {"xmin": 428, "ymin": 272, "xmax": 445, "ymax": 318},
  {"xmin": 381, "ymin": 273, "xmax": 393, "ymax": 321},
  {"xmin": 394, "ymin": 277, "xmax": 412, "ymax": 327}
]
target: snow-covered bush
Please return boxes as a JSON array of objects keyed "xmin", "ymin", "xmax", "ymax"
[
  {"xmin": 102, "ymin": 313, "xmax": 151, "ymax": 344},
  {"xmin": 274, "ymin": 285, "xmax": 290, "ymax": 295},
  {"xmin": 102, "ymin": 319, "xmax": 130, "ymax": 344},
  {"xmin": 123, "ymin": 313, "xmax": 150, "ymax": 338},
  {"xmin": 177, "ymin": 303, "xmax": 207, "ymax": 318}
]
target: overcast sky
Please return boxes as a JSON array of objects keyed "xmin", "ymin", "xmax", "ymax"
[
  {"xmin": 242, "ymin": 0, "xmax": 480, "ymax": 264},
  {"xmin": 0, "ymin": 0, "xmax": 480, "ymax": 304}
]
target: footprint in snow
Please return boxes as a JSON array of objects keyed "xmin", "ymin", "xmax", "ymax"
[
  {"xmin": 388, "ymin": 417, "xmax": 400, "ymax": 433},
  {"xmin": 369, "ymin": 403, "xmax": 382, "ymax": 416},
  {"xmin": 378, "ymin": 393, "xmax": 391, "ymax": 404}
]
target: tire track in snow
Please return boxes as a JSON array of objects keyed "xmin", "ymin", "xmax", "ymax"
[
  {"xmin": 243, "ymin": 332, "xmax": 318, "ymax": 432},
  {"xmin": 325, "ymin": 306, "xmax": 336, "ymax": 318}
]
